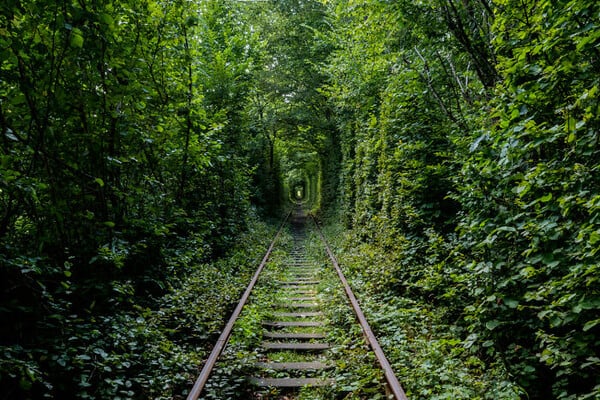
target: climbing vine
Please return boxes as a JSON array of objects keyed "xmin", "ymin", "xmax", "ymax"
[{"xmin": 321, "ymin": 1, "xmax": 600, "ymax": 398}]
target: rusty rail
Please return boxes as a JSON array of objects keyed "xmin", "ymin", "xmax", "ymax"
[
  {"xmin": 311, "ymin": 215, "xmax": 409, "ymax": 400},
  {"xmin": 186, "ymin": 210, "xmax": 292, "ymax": 400}
]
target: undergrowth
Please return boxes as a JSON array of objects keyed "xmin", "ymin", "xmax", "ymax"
[
  {"xmin": 0, "ymin": 211, "xmax": 280, "ymax": 400},
  {"xmin": 318, "ymin": 220, "xmax": 525, "ymax": 400}
]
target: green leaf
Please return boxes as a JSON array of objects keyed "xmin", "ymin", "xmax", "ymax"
[
  {"xmin": 485, "ymin": 320, "xmax": 501, "ymax": 330},
  {"xmin": 99, "ymin": 13, "xmax": 115, "ymax": 29},
  {"xmin": 566, "ymin": 116, "xmax": 575, "ymax": 132},
  {"xmin": 583, "ymin": 319, "xmax": 600, "ymax": 332},
  {"xmin": 496, "ymin": 226, "xmax": 517, "ymax": 233},
  {"xmin": 589, "ymin": 231, "xmax": 600, "ymax": 245},
  {"xmin": 504, "ymin": 298, "xmax": 519, "ymax": 308},
  {"xmin": 5, "ymin": 129, "xmax": 18, "ymax": 141},
  {"xmin": 510, "ymin": 108, "xmax": 520, "ymax": 120},
  {"xmin": 95, "ymin": 177, "xmax": 105, "ymax": 187},
  {"xmin": 539, "ymin": 193, "xmax": 553, "ymax": 202},
  {"xmin": 70, "ymin": 29, "xmax": 84, "ymax": 48}
]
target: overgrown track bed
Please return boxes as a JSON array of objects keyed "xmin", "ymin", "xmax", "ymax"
[{"xmin": 187, "ymin": 207, "xmax": 408, "ymax": 400}]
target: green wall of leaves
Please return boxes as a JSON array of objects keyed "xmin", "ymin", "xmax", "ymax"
[
  {"xmin": 320, "ymin": 1, "xmax": 600, "ymax": 398},
  {"xmin": 0, "ymin": 0, "xmax": 276, "ymax": 397}
]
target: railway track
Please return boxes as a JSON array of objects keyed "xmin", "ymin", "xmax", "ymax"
[{"xmin": 187, "ymin": 207, "xmax": 408, "ymax": 399}]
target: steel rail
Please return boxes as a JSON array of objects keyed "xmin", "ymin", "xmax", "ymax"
[
  {"xmin": 186, "ymin": 210, "xmax": 292, "ymax": 400},
  {"xmin": 311, "ymin": 215, "xmax": 409, "ymax": 400}
]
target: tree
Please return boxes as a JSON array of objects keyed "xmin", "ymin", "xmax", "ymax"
[{"xmin": 0, "ymin": 0, "xmax": 265, "ymax": 396}]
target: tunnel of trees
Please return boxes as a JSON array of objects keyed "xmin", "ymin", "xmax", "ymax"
[{"xmin": 1, "ymin": 0, "xmax": 599, "ymax": 399}]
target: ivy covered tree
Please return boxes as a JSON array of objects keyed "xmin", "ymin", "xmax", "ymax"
[
  {"xmin": 456, "ymin": 0, "xmax": 600, "ymax": 396},
  {"xmin": 320, "ymin": 0, "xmax": 599, "ymax": 398}
]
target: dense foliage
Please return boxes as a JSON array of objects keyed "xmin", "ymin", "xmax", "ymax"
[
  {"xmin": 320, "ymin": 1, "xmax": 600, "ymax": 399},
  {"xmin": 0, "ymin": 0, "xmax": 274, "ymax": 398},
  {"xmin": 2, "ymin": 0, "xmax": 598, "ymax": 399}
]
